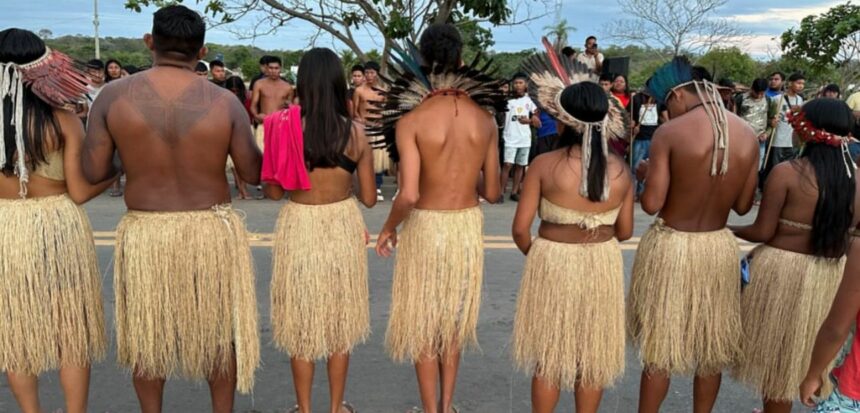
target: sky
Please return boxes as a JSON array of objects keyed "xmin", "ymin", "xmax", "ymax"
[{"xmin": 2, "ymin": 0, "xmax": 843, "ymax": 58}]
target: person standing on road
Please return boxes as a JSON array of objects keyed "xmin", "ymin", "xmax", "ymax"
[
  {"xmin": 263, "ymin": 47, "xmax": 378, "ymax": 413},
  {"xmin": 373, "ymin": 23, "xmax": 503, "ymax": 413},
  {"xmin": 731, "ymin": 98, "xmax": 860, "ymax": 413},
  {"xmin": 512, "ymin": 53, "xmax": 632, "ymax": 412},
  {"xmin": 500, "ymin": 72, "xmax": 539, "ymax": 202},
  {"xmin": 81, "ymin": 6, "xmax": 262, "ymax": 411},
  {"xmin": 627, "ymin": 57, "xmax": 759, "ymax": 413},
  {"xmin": 0, "ymin": 28, "xmax": 116, "ymax": 413}
]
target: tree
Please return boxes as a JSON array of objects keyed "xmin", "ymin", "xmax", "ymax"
[
  {"xmin": 543, "ymin": 18, "xmax": 576, "ymax": 49},
  {"xmin": 696, "ymin": 47, "xmax": 759, "ymax": 85},
  {"xmin": 125, "ymin": 0, "xmax": 550, "ymax": 68},
  {"xmin": 37, "ymin": 29, "xmax": 53, "ymax": 40},
  {"xmin": 781, "ymin": 2, "xmax": 860, "ymax": 88},
  {"xmin": 608, "ymin": 0, "xmax": 742, "ymax": 57}
]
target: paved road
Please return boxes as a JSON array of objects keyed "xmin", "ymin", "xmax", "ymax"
[{"xmin": 0, "ymin": 181, "xmax": 814, "ymax": 412}]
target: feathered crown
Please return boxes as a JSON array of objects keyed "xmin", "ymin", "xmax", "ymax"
[
  {"xmin": 645, "ymin": 56, "xmax": 731, "ymax": 176},
  {"xmin": 520, "ymin": 37, "xmax": 628, "ymax": 201},
  {"xmin": 365, "ymin": 42, "xmax": 508, "ymax": 155},
  {"xmin": 645, "ymin": 56, "xmax": 693, "ymax": 105},
  {"xmin": 0, "ymin": 47, "xmax": 91, "ymax": 197}
]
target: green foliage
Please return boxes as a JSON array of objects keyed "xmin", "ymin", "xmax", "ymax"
[
  {"xmin": 487, "ymin": 49, "xmax": 535, "ymax": 80},
  {"xmin": 696, "ymin": 47, "xmax": 759, "ymax": 84},
  {"xmin": 781, "ymin": 2, "xmax": 860, "ymax": 68},
  {"xmin": 45, "ymin": 35, "xmax": 307, "ymax": 80}
]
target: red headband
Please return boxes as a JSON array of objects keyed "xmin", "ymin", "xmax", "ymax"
[{"xmin": 787, "ymin": 109, "xmax": 847, "ymax": 147}]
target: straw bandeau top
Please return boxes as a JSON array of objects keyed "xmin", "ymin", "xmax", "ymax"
[
  {"xmin": 539, "ymin": 197, "xmax": 620, "ymax": 229},
  {"xmin": 779, "ymin": 218, "xmax": 812, "ymax": 231},
  {"xmin": 32, "ymin": 150, "xmax": 64, "ymax": 181}
]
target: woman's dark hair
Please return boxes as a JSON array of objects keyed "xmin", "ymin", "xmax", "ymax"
[
  {"xmin": 419, "ymin": 23, "xmax": 463, "ymax": 72},
  {"xmin": 797, "ymin": 98, "xmax": 856, "ymax": 257},
  {"xmin": 557, "ymin": 82, "xmax": 610, "ymax": 202},
  {"xmin": 297, "ymin": 48, "xmax": 352, "ymax": 170},
  {"xmin": 0, "ymin": 28, "xmax": 61, "ymax": 176},
  {"xmin": 104, "ymin": 58, "xmax": 123, "ymax": 82},
  {"xmin": 224, "ymin": 76, "xmax": 246, "ymax": 102}
]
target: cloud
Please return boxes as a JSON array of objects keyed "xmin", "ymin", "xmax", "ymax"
[{"xmin": 726, "ymin": 1, "xmax": 840, "ymax": 24}]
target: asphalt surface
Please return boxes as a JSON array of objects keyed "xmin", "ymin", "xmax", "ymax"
[{"xmin": 0, "ymin": 179, "xmax": 815, "ymax": 412}]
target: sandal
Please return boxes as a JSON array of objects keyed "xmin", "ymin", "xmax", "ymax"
[
  {"xmin": 341, "ymin": 401, "xmax": 358, "ymax": 413},
  {"xmin": 407, "ymin": 408, "xmax": 423, "ymax": 413},
  {"xmin": 286, "ymin": 405, "xmax": 299, "ymax": 413}
]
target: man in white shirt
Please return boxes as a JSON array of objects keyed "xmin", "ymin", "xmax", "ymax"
[
  {"xmin": 575, "ymin": 36, "xmax": 604, "ymax": 75},
  {"xmin": 762, "ymin": 72, "xmax": 805, "ymax": 182},
  {"xmin": 500, "ymin": 73, "xmax": 539, "ymax": 202}
]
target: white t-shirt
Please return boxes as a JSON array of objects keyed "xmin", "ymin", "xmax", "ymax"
[
  {"xmin": 503, "ymin": 95, "xmax": 536, "ymax": 148},
  {"xmin": 773, "ymin": 94, "xmax": 804, "ymax": 148},
  {"xmin": 575, "ymin": 52, "xmax": 604, "ymax": 73}
]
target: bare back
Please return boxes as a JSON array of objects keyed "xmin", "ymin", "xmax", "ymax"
[
  {"xmin": 749, "ymin": 160, "xmax": 860, "ymax": 256},
  {"xmin": 398, "ymin": 95, "xmax": 499, "ymax": 210},
  {"xmin": 82, "ymin": 67, "xmax": 261, "ymax": 211},
  {"xmin": 643, "ymin": 108, "xmax": 759, "ymax": 231}
]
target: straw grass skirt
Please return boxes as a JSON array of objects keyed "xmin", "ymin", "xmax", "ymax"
[
  {"xmin": 372, "ymin": 147, "xmax": 390, "ymax": 174},
  {"xmin": 627, "ymin": 219, "xmax": 741, "ymax": 376},
  {"xmin": 513, "ymin": 237, "xmax": 625, "ymax": 389},
  {"xmin": 386, "ymin": 207, "xmax": 483, "ymax": 362},
  {"xmin": 0, "ymin": 195, "xmax": 106, "ymax": 375},
  {"xmin": 271, "ymin": 198, "xmax": 370, "ymax": 360},
  {"xmin": 733, "ymin": 245, "xmax": 844, "ymax": 402},
  {"xmin": 114, "ymin": 205, "xmax": 259, "ymax": 393}
]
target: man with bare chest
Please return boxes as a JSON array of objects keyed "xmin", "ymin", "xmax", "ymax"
[
  {"xmin": 352, "ymin": 61, "xmax": 388, "ymax": 200},
  {"xmin": 627, "ymin": 57, "xmax": 759, "ymax": 413},
  {"xmin": 251, "ymin": 56, "xmax": 293, "ymax": 151},
  {"xmin": 374, "ymin": 24, "xmax": 503, "ymax": 413},
  {"xmin": 81, "ymin": 6, "xmax": 261, "ymax": 412}
]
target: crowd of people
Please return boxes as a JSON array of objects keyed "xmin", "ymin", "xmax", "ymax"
[{"xmin": 3, "ymin": 4, "xmax": 860, "ymax": 413}]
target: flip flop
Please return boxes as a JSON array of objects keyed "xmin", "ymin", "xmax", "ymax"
[
  {"xmin": 341, "ymin": 401, "xmax": 358, "ymax": 413},
  {"xmin": 407, "ymin": 408, "xmax": 423, "ymax": 413},
  {"xmin": 286, "ymin": 405, "xmax": 299, "ymax": 413}
]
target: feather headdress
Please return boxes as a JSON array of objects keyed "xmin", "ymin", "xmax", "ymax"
[
  {"xmin": 521, "ymin": 37, "xmax": 628, "ymax": 201},
  {"xmin": 645, "ymin": 56, "xmax": 730, "ymax": 176},
  {"xmin": 0, "ymin": 47, "xmax": 91, "ymax": 197},
  {"xmin": 365, "ymin": 42, "xmax": 508, "ymax": 152}
]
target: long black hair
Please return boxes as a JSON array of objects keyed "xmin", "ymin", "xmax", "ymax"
[
  {"xmin": 0, "ymin": 28, "xmax": 61, "ymax": 176},
  {"xmin": 104, "ymin": 58, "xmax": 123, "ymax": 82},
  {"xmin": 224, "ymin": 75, "xmax": 246, "ymax": 103},
  {"xmin": 296, "ymin": 48, "xmax": 352, "ymax": 169},
  {"xmin": 557, "ymin": 81, "xmax": 610, "ymax": 202},
  {"xmin": 798, "ymin": 98, "xmax": 856, "ymax": 257}
]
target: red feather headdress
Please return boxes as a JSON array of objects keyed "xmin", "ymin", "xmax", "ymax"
[{"xmin": 0, "ymin": 47, "xmax": 91, "ymax": 197}]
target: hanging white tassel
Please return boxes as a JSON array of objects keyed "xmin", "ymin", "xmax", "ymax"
[
  {"xmin": 0, "ymin": 61, "xmax": 30, "ymax": 198},
  {"xmin": 842, "ymin": 142, "xmax": 856, "ymax": 178},
  {"xmin": 579, "ymin": 122, "xmax": 592, "ymax": 198},
  {"xmin": 600, "ymin": 116, "xmax": 610, "ymax": 201}
]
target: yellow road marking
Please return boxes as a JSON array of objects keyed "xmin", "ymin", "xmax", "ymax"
[{"xmin": 93, "ymin": 238, "xmax": 755, "ymax": 252}]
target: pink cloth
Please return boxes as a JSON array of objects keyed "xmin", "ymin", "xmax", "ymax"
[
  {"xmin": 834, "ymin": 312, "xmax": 860, "ymax": 400},
  {"xmin": 261, "ymin": 105, "xmax": 311, "ymax": 191}
]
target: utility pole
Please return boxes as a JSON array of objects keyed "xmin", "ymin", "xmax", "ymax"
[{"xmin": 94, "ymin": 0, "xmax": 100, "ymax": 59}]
